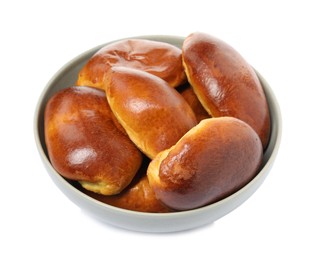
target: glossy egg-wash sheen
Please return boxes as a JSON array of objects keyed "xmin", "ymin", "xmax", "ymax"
[
  {"xmin": 44, "ymin": 86, "xmax": 143, "ymax": 195},
  {"xmin": 182, "ymin": 32, "xmax": 271, "ymax": 149},
  {"xmin": 148, "ymin": 117, "xmax": 263, "ymax": 211},
  {"xmin": 76, "ymin": 39, "xmax": 186, "ymax": 89},
  {"xmin": 105, "ymin": 67, "xmax": 197, "ymax": 159}
]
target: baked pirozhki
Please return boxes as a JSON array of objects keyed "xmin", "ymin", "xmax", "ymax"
[
  {"xmin": 76, "ymin": 38, "xmax": 186, "ymax": 89},
  {"xmin": 147, "ymin": 117, "xmax": 263, "ymax": 211},
  {"xmin": 44, "ymin": 33, "xmax": 271, "ymax": 213},
  {"xmin": 44, "ymin": 86, "xmax": 143, "ymax": 195},
  {"xmin": 182, "ymin": 32, "xmax": 270, "ymax": 149},
  {"xmin": 104, "ymin": 66, "xmax": 197, "ymax": 159}
]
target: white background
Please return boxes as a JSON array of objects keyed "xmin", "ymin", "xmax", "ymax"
[{"xmin": 1, "ymin": 0, "xmax": 308, "ymax": 259}]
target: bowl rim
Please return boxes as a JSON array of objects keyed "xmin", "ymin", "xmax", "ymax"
[{"xmin": 33, "ymin": 34, "xmax": 282, "ymax": 221}]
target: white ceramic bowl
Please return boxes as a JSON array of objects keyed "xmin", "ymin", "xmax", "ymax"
[{"xmin": 34, "ymin": 35, "xmax": 282, "ymax": 233}]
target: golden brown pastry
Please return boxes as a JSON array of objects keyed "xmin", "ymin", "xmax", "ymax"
[
  {"xmin": 78, "ymin": 158, "xmax": 173, "ymax": 213},
  {"xmin": 104, "ymin": 66, "xmax": 198, "ymax": 159},
  {"xmin": 147, "ymin": 117, "xmax": 263, "ymax": 211},
  {"xmin": 44, "ymin": 86, "xmax": 143, "ymax": 195},
  {"xmin": 44, "ymin": 34, "xmax": 270, "ymax": 214},
  {"xmin": 177, "ymin": 83, "xmax": 211, "ymax": 122},
  {"xmin": 76, "ymin": 38, "xmax": 186, "ymax": 89},
  {"xmin": 182, "ymin": 32, "xmax": 270, "ymax": 149}
]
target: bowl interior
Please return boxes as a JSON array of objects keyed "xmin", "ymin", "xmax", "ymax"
[{"xmin": 34, "ymin": 35, "xmax": 281, "ymax": 232}]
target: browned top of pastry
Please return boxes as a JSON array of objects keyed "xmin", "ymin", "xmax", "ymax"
[
  {"xmin": 182, "ymin": 32, "xmax": 270, "ymax": 149},
  {"xmin": 44, "ymin": 86, "xmax": 142, "ymax": 195},
  {"xmin": 105, "ymin": 67, "xmax": 197, "ymax": 159},
  {"xmin": 147, "ymin": 117, "xmax": 263, "ymax": 211},
  {"xmin": 76, "ymin": 38, "xmax": 186, "ymax": 89}
]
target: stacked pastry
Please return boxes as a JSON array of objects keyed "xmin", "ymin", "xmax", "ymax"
[{"xmin": 44, "ymin": 33, "xmax": 270, "ymax": 213}]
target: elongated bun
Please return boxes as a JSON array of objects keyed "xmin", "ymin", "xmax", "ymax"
[
  {"xmin": 182, "ymin": 32, "xmax": 270, "ymax": 149},
  {"xmin": 76, "ymin": 38, "xmax": 186, "ymax": 89},
  {"xmin": 44, "ymin": 86, "xmax": 143, "ymax": 195},
  {"xmin": 147, "ymin": 117, "xmax": 263, "ymax": 211},
  {"xmin": 105, "ymin": 67, "xmax": 197, "ymax": 159}
]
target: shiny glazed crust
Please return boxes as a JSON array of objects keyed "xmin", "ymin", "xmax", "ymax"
[
  {"xmin": 182, "ymin": 32, "xmax": 270, "ymax": 149},
  {"xmin": 147, "ymin": 117, "xmax": 263, "ymax": 211},
  {"xmin": 76, "ymin": 38, "xmax": 186, "ymax": 89},
  {"xmin": 44, "ymin": 86, "xmax": 143, "ymax": 195},
  {"xmin": 105, "ymin": 67, "xmax": 197, "ymax": 159},
  {"xmin": 44, "ymin": 34, "xmax": 272, "ymax": 213}
]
